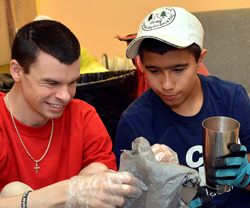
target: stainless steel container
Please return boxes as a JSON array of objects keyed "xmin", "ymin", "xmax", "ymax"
[{"xmin": 202, "ymin": 116, "xmax": 240, "ymax": 193}]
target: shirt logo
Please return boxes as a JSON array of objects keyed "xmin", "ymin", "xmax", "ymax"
[{"xmin": 142, "ymin": 7, "xmax": 176, "ymax": 31}]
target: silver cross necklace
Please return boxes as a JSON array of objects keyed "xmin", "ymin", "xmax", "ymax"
[{"xmin": 6, "ymin": 93, "xmax": 54, "ymax": 174}]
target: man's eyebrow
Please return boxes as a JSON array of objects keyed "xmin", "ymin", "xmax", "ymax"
[
  {"xmin": 70, "ymin": 76, "xmax": 81, "ymax": 84},
  {"xmin": 145, "ymin": 63, "xmax": 189, "ymax": 70},
  {"xmin": 41, "ymin": 76, "xmax": 80, "ymax": 84},
  {"xmin": 41, "ymin": 78, "xmax": 58, "ymax": 83}
]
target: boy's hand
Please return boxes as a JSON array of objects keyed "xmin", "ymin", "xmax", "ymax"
[
  {"xmin": 208, "ymin": 143, "xmax": 250, "ymax": 188},
  {"xmin": 151, "ymin": 144, "xmax": 179, "ymax": 164},
  {"xmin": 189, "ymin": 187, "xmax": 216, "ymax": 208}
]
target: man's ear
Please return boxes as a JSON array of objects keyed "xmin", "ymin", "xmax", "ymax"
[
  {"xmin": 197, "ymin": 49, "xmax": 207, "ymax": 70},
  {"xmin": 10, "ymin": 60, "xmax": 22, "ymax": 82}
]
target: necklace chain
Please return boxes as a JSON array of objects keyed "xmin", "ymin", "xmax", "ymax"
[{"xmin": 6, "ymin": 93, "xmax": 53, "ymax": 174}]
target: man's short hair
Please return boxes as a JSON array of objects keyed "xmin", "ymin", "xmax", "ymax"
[{"xmin": 11, "ymin": 20, "xmax": 80, "ymax": 74}]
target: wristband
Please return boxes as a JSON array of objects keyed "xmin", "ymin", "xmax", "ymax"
[{"xmin": 21, "ymin": 190, "xmax": 32, "ymax": 208}]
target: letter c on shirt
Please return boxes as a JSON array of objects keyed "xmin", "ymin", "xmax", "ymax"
[{"xmin": 186, "ymin": 145, "xmax": 203, "ymax": 168}]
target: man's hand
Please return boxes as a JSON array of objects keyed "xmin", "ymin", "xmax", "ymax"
[
  {"xmin": 78, "ymin": 162, "xmax": 109, "ymax": 175},
  {"xmin": 65, "ymin": 170, "xmax": 147, "ymax": 208},
  {"xmin": 208, "ymin": 143, "xmax": 250, "ymax": 188},
  {"xmin": 189, "ymin": 187, "xmax": 216, "ymax": 208}
]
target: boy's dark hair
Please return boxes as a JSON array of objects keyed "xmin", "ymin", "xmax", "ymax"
[
  {"xmin": 11, "ymin": 20, "xmax": 80, "ymax": 74},
  {"xmin": 138, "ymin": 38, "xmax": 201, "ymax": 63}
]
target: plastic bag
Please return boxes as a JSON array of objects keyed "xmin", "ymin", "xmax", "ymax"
[{"xmin": 119, "ymin": 137, "xmax": 201, "ymax": 208}]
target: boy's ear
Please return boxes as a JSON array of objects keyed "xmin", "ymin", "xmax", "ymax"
[
  {"xmin": 10, "ymin": 60, "xmax": 22, "ymax": 82},
  {"xmin": 197, "ymin": 49, "xmax": 207, "ymax": 69}
]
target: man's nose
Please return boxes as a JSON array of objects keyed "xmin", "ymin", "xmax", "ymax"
[{"xmin": 55, "ymin": 85, "xmax": 71, "ymax": 102}]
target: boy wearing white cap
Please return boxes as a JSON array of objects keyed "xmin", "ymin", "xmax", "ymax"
[{"xmin": 114, "ymin": 7, "xmax": 250, "ymax": 207}]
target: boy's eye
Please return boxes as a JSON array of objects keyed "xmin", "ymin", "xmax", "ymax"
[
  {"xmin": 150, "ymin": 70, "xmax": 160, "ymax": 74},
  {"xmin": 173, "ymin": 68, "xmax": 184, "ymax": 72}
]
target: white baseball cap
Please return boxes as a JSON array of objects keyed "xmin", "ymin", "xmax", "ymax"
[{"xmin": 126, "ymin": 7, "xmax": 204, "ymax": 59}]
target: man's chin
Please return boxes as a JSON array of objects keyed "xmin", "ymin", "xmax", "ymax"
[{"xmin": 45, "ymin": 111, "xmax": 64, "ymax": 120}]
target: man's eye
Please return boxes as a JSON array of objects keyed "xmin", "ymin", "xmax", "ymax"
[
  {"xmin": 69, "ymin": 82, "xmax": 77, "ymax": 87},
  {"xmin": 47, "ymin": 82, "xmax": 57, "ymax": 86}
]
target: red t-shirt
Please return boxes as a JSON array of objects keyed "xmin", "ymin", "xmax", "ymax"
[{"xmin": 0, "ymin": 92, "xmax": 117, "ymax": 191}]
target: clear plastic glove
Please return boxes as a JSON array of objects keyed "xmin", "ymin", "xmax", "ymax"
[
  {"xmin": 151, "ymin": 143, "xmax": 179, "ymax": 164},
  {"xmin": 64, "ymin": 170, "xmax": 147, "ymax": 208}
]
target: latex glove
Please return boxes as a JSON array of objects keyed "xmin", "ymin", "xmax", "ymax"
[
  {"xmin": 189, "ymin": 187, "xmax": 216, "ymax": 208},
  {"xmin": 207, "ymin": 143, "xmax": 250, "ymax": 188},
  {"xmin": 151, "ymin": 143, "xmax": 179, "ymax": 164},
  {"xmin": 64, "ymin": 170, "xmax": 147, "ymax": 208}
]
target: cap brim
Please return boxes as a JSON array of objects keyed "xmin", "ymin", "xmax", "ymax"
[{"xmin": 126, "ymin": 35, "xmax": 195, "ymax": 59}]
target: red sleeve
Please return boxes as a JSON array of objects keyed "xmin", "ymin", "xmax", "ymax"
[{"xmin": 80, "ymin": 104, "xmax": 118, "ymax": 171}]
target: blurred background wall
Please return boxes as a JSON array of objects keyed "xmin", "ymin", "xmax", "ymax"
[
  {"xmin": 38, "ymin": 0, "xmax": 250, "ymax": 59},
  {"xmin": 1, "ymin": 0, "xmax": 250, "ymax": 68}
]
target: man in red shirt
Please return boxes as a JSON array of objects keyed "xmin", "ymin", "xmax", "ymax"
[{"xmin": 0, "ymin": 20, "xmax": 146, "ymax": 208}]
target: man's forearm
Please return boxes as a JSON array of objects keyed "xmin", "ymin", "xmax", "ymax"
[{"xmin": 0, "ymin": 180, "xmax": 70, "ymax": 208}]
